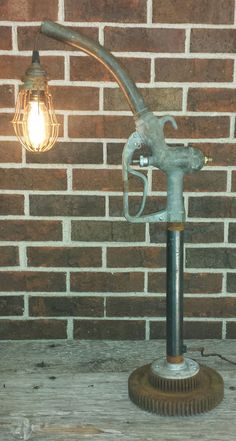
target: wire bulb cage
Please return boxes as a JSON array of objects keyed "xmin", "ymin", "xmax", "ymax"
[{"xmin": 12, "ymin": 50, "xmax": 60, "ymax": 153}]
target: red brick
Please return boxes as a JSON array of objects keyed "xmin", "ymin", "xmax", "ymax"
[
  {"xmin": 71, "ymin": 272, "xmax": 144, "ymax": 293},
  {"xmin": 226, "ymin": 322, "xmax": 236, "ymax": 338},
  {"xmin": 0, "ymin": 142, "xmax": 22, "ymax": 163},
  {"xmin": 104, "ymin": 27, "xmax": 185, "ymax": 52},
  {"xmin": 71, "ymin": 221, "xmax": 145, "ymax": 242},
  {"xmin": 0, "ymin": 26, "xmax": 12, "ymax": 50},
  {"xmin": 0, "ymin": 220, "xmax": 62, "ymax": 241},
  {"xmin": 65, "ymin": 0, "xmax": 147, "ymax": 23},
  {"xmin": 74, "ymin": 319, "xmax": 145, "ymax": 340},
  {"xmin": 183, "ymin": 321, "xmax": 222, "ymax": 339},
  {"xmin": 189, "ymin": 196, "xmax": 236, "ymax": 218},
  {"xmin": 184, "ymin": 298, "xmax": 236, "ymax": 318},
  {"xmin": 109, "ymin": 195, "xmax": 166, "ymax": 218},
  {"xmin": 0, "ymin": 169, "xmax": 67, "ymax": 191},
  {"xmin": 0, "ymin": 113, "xmax": 14, "ymax": 136},
  {"xmin": 149, "ymin": 321, "xmax": 165, "ymax": 339},
  {"xmin": 68, "ymin": 115, "xmax": 134, "ymax": 139},
  {"xmin": 0, "ymin": 319, "xmax": 67, "ymax": 340},
  {"xmin": 0, "ymin": 195, "xmax": 24, "ymax": 215},
  {"xmin": 231, "ymin": 171, "xmax": 236, "ymax": 192},
  {"xmin": 70, "ymin": 56, "xmax": 151, "ymax": 83},
  {"xmin": 153, "ymin": 170, "xmax": 227, "ymax": 192},
  {"xmin": 106, "ymin": 297, "xmax": 166, "ymax": 317},
  {"xmin": 150, "ymin": 321, "xmax": 222, "ymax": 339},
  {"xmin": 0, "ymin": 0, "xmax": 58, "ymax": 21},
  {"xmin": 0, "ymin": 296, "xmax": 23, "ymax": 316},
  {"xmin": 227, "ymin": 273, "xmax": 236, "ymax": 293},
  {"xmin": 155, "ymin": 58, "xmax": 233, "ymax": 83},
  {"xmin": 107, "ymin": 143, "xmax": 126, "ymax": 165},
  {"xmin": 27, "ymin": 247, "xmax": 102, "ymax": 267},
  {"xmin": 191, "ymin": 143, "xmax": 236, "ymax": 167},
  {"xmin": 18, "ymin": 26, "xmax": 99, "ymax": 51},
  {"xmin": 73, "ymin": 169, "xmax": 147, "ymax": 192},
  {"xmin": 107, "ymin": 247, "xmax": 166, "ymax": 268},
  {"xmin": 0, "ymin": 247, "xmax": 19, "ymax": 266},
  {"xmin": 153, "ymin": 0, "xmax": 234, "ymax": 24},
  {"xmin": 0, "ymin": 56, "xmax": 64, "ymax": 80},
  {"xmin": 164, "ymin": 116, "xmax": 230, "ymax": 139},
  {"xmin": 228, "ymin": 223, "xmax": 236, "ymax": 243},
  {"xmin": 26, "ymin": 142, "xmax": 103, "ymax": 165},
  {"xmin": 51, "ymin": 86, "xmax": 99, "ymax": 111},
  {"xmin": 191, "ymin": 29, "xmax": 236, "ymax": 53},
  {"xmin": 148, "ymin": 272, "xmax": 222, "ymax": 294},
  {"xmin": 30, "ymin": 195, "xmax": 105, "ymax": 217},
  {"xmin": 0, "ymin": 271, "xmax": 66, "ymax": 292},
  {"xmin": 187, "ymin": 170, "xmax": 228, "ymax": 193},
  {"xmin": 188, "ymin": 88, "xmax": 236, "ymax": 112},
  {"xmin": 73, "ymin": 169, "xmax": 122, "ymax": 192},
  {"xmin": 29, "ymin": 296, "xmax": 104, "ymax": 317},
  {"xmin": 186, "ymin": 248, "xmax": 236, "ymax": 269},
  {"xmin": 104, "ymin": 87, "xmax": 183, "ymax": 112},
  {"xmin": 0, "ymin": 85, "xmax": 14, "ymax": 108},
  {"xmin": 150, "ymin": 222, "xmax": 224, "ymax": 244}
]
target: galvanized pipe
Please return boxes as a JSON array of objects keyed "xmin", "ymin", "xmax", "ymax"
[
  {"xmin": 40, "ymin": 21, "xmax": 149, "ymax": 118},
  {"xmin": 166, "ymin": 223, "xmax": 184, "ymax": 362}
]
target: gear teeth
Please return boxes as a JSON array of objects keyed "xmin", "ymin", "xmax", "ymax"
[
  {"xmin": 128, "ymin": 363, "xmax": 224, "ymax": 416},
  {"xmin": 148, "ymin": 370, "xmax": 199, "ymax": 393}
]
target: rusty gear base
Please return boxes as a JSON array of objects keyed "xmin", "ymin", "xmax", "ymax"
[{"xmin": 128, "ymin": 363, "xmax": 224, "ymax": 416}]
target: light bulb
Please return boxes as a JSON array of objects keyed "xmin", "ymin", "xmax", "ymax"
[
  {"xmin": 12, "ymin": 50, "xmax": 59, "ymax": 153},
  {"xmin": 26, "ymin": 99, "xmax": 48, "ymax": 151}
]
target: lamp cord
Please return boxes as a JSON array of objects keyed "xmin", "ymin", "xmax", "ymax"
[{"xmin": 187, "ymin": 346, "xmax": 236, "ymax": 366}]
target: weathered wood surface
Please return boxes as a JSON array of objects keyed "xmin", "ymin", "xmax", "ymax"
[{"xmin": 0, "ymin": 340, "xmax": 235, "ymax": 440}]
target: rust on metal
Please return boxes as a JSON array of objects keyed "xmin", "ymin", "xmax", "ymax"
[
  {"xmin": 167, "ymin": 222, "xmax": 185, "ymax": 232},
  {"xmin": 166, "ymin": 355, "xmax": 184, "ymax": 364},
  {"xmin": 129, "ymin": 363, "xmax": 224, "ymax": 416}
]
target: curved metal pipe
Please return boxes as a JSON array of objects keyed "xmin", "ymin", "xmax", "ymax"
[{"xmin": 40, "ymin": 21, "xmax": 149, "ymax": 118}]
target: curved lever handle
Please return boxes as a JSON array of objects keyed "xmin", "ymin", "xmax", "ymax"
[
  {"xmin": 122, "ymin": 132, "xmax": 167, "ymax": 223},
  {"xmin": 122, "ymin": 132, "xmax": 148, "ymax": 218}
]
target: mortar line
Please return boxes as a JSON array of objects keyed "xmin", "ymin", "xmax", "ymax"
[
  {"xmin": 103, "ymin": 141, "xmax": 107, "ymax": 165},
  {"xmin": 99, "ymin": 87, "xmax": 104, "ymax": 111},
  {"xmin": 11, "ymin": 23, "xmax": 18, "ymax": 51},
  {"xmin": 102, "ymin": 246, "xmax": 107, "ymax": 268},
  {"xmin": 58, "ymin": 0, "xmax": 65, "ymax": 22},
  {"xmin": 147, "ymin": 0, "xmax": 153, "ymax": 24},
  {"xmin": 222, "ymin": 320, "xmax": 227, "ymax": 339},
  {"xmin": 98, "ymin": 24, "xmax": 104, "ymax": 46},
  {"xmin": 145, "ymin": 319, "xmax": 150, "ymax": 340},
  {"xmin": 64, "ymin": 53, "xmax": 70, "ymax": 81},
  {"xmin": 1, "ymin": 21, "xmax": 236, "ymax": 29},
  {"xmin": 23, "ymin": 294, "xmax": 29, "ymax": 318},
  {"xmin": 185, "ymin": 27, "xmax": 191, "ymax": 54},
  {"xmin": 67, "ymin": 318, "xmax": 74, "ymax": 339},
  {"xmin": 150, "ymin": 57, "xmax": 155, "ymax": 83},
  {"xmin": 19, "ymin": 244, "xmax": 27, "ymax": 268}
]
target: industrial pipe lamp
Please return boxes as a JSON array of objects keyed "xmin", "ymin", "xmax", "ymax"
[{"xmin": 12, "ymin": 21, "xmax": 224, "ymax": 416}]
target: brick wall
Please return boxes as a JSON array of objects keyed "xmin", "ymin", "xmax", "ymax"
[{"xmin": 0, "ymin": 0, "xmax": 235, "ymax": 340}]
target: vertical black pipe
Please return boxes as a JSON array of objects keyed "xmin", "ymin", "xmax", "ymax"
[{"xmin": 166, "ymin": 223, "xmax": 184, "ymax": 359}]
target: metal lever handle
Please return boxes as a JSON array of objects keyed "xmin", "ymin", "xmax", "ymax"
[{"xmin": 122, "ymin": 132, "xmax": 167, "ymax": 223}]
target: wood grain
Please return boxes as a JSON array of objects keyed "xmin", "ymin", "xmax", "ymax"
[{"xmin": 0, "ymin": 340, "xmax": 235, "ymax": 440}]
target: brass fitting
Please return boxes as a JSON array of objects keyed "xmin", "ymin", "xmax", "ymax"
[{"xmin": 204, "ymin": 156, "xmax": 213, "ymax": 165}]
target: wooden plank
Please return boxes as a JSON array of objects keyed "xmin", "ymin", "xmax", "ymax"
[{"xmin": 0, "ymin": 340, "xmax": 235, "ymax": 440}]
